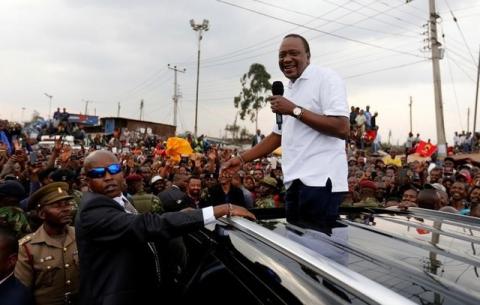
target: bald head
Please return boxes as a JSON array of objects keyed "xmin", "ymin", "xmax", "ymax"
[
  {"xmin": 84, "ymin": 150, "xmax": 123, "ymax": 198},
  {"xmin": 84, "ymin": 150, "xmax": 119, "ymax": 171}
]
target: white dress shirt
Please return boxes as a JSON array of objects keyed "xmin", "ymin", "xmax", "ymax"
[
  {"xmin": 113, "ymin": 195, "xmax": 216, "ymax": 225},
  {"xmin": 273, "ymin": 64, "xmax": 349, "ymax": 192}
]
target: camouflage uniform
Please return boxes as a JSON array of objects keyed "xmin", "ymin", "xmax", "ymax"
[
  {"xmin": 131, "ymin": 191, "xmax": 163, "ymax": 214},
  {"xmin": 256, "ymin": 195, "xmax": 276, "ymax": 209},
  {"xmin": 0, "ymin": 206, "xmax": 31, "ymax": 238},
  {"xmin": 353, "ymin": 197, "xmax": 381, "ymax": 208}
]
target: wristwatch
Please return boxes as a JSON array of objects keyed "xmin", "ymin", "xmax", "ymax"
[{"xmin": 292, "ymin": 106, "xmax": 304, "ymax": 119}]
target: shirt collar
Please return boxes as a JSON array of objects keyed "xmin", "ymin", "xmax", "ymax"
[
  {"xmin": 288, "ymin": 64, "xmax": 313, "ymax": 88},
  {"xmin": 113, "ymin": 195, "xmax": 128, "ymax": 208},
  {"xmin": 0, "ymin": 272, "xmax": 13, "ymax": 286}
]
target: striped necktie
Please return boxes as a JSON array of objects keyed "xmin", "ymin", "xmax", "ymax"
[{"xmin": 122, "ymin": 197, "xmax": 138, "ymax": 214}]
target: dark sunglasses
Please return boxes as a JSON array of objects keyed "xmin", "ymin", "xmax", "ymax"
[{"xmin": 87, "ymin": 163, "xmax": 122, "ymax": 178}]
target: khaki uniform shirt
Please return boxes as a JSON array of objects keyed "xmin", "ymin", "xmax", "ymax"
[{"xmin": 15, "ymin": 225, "xmax": 79, "ymax": 305}]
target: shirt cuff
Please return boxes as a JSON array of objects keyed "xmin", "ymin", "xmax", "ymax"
[{"xmin": 202, "ymin": 206, "xmax": 216, "ymax": 226}]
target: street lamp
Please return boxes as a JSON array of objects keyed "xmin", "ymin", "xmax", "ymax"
[
  {"xmin": 190, "ymin": 19, "xmax": 209, "ymax": 138},
  {"xmin": 44, "ymin": 93, "xmax": 53, "ymax": 119}
]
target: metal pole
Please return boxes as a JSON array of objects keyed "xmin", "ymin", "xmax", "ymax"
[
  {"xmin": 409, "ymin": 96, "xmax": 413, "ymax": 133},
  {"xmin": 117, "ymin": 102, "xmax": 120, "ymax": 117},
  {"xmin": 194, "ymin": 31, "xmax": 201, "ymax": 138},
  {"xmin": 168, "ymin": 64, "xmax": 186, "ymax": 127},
  {"xmin": 429, "ymin": 0, "xmax": 447, "ymax": 156},
  {"xmin": 191, "ymin": 19, "xmax": 209, "ymax": 138},
  {"xmin": 473, "ymin": 45, "xmax": 480, "ymax": 133},
  {"xmin": 467, "ymin": 108, "xmax": 470, "ymax": 133},
  {"xmin": 44, "ymin": 93, "xmax": 53, "ymax": 119},
  {"xmin": 84, "ymin": 100, "xmax": 89, "ymax": 115}
]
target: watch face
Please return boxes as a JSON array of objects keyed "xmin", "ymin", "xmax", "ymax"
[{"xmin": 293, "ymin": 107, "xmax": 301, "ymax": 116}]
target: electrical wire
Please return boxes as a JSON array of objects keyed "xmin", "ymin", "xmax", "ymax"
[
  {"xmin": 344, "ymin": 59, "xmax": 427, "ymax": 79},
  {"xmin": 217, "ymin": 0, "xmax": 424, "ymax": 59},
  {"xmin": 443, "ymin": 0, "xmax": 477, "ymax": 66},
  {"xmin": 251, "ymin": 0, "xmax": 418, "ymax": 38}
]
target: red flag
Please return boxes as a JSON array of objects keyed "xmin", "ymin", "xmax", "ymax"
[
  {"xmin": 364, "ymin": 129, "xmax": 377, "ymax": 142},
  {"xmin": 415, "ymin": 141, "xmax": 437, "ymax": 157}
]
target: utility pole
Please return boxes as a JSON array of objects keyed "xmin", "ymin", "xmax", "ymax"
[
  {"xmin": 409, "ymin": 96, "xmax": 413, "ymax": 133},
  {"xmin": 473, "ymin": 45, "xmax": 480, "ymax": 133},
  {"xmin": 467, "ymin": 108, "xmax": 470, "ymax": 133},
  {"xmin": 84, "ymin": 100, "xmax": 90, "ymax": 115},
  {"xmin": 190, "ymin": 19, "xmax": 209, "ymax": 138},
  {"xmin": 168, "ymin": 64, "xmax": 186, "ymax": 127},
  {"xmin": 139, "ymin": 99, "xmax": 144, "ymax": 120},
  {"xmin": 117, "ymin": 102, "xmax": 121, "ymax": 117},
  {"xmin": 44, "ymin": 93, "xmax": 53, "ymax": 119},
  {"xmin": 429, "ymin": 0, "xmax": 447, "ymax": 157}
]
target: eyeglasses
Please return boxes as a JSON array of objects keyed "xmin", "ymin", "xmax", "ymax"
[{"xmin": 86, "ymin": 163, "xmax": 122, "ymax": 178}]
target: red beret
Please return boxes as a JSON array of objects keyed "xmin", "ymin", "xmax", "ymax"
[
  {"xmin": 126, "ymin": 174, "xmax": 143, "ymax": 183},
  {"xmin": 359, "ymin": 179, "xmax": 377, "ymax": 190}
]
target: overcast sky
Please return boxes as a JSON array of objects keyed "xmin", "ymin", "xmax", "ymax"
[{"xmin": 1, "ymin": 0, "xmax": 479, "ymax": 144}]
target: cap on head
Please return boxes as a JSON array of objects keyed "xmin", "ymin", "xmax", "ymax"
[
  {"xmin": 50, "ymin": 169, "xmax": 76, "ymax": 182},
  {"xmin": 125, "ymin": 174, "xmax": 143, "ymax": 184},
  {"xmin": 150, "ymin": 175, "xmax": 163, "ymax": 184},
  {"xmin": 0, "ymin": 180, "xmax": 26, "ymax": 199},
  {"xmin": 27, "ymin": 182, "xmax": 73, "ymax": 211},
  {"xmin": 261, "ymin": 176, "xmax": 277, "ymax": 188}
]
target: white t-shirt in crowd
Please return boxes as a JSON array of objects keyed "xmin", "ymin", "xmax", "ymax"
[{"xmin": 273, "ymin": 64, "xmax": 349, "ymax": 192}]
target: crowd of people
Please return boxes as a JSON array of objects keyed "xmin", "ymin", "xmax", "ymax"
[{"xmin": 2, "ymin": 33, "xmax": 479, "ymax": 305}]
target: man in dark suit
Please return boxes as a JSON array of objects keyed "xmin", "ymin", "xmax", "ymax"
[
  {"xmin": 158, "ymin": 173, "xmax": 190, "ymax": 212},
  {"xmin": 0, "ymin": 227, "xmax": 34, "ymax": 305},
  {"xmin": 251, "ymin": 129, "xmax": 263, "ymax": 147},
  {"xmin": 75, "ymin": 150, "xmax": 254, "ymax": 305},
  {"xmin": 206, "ymin": 170, "xmax": 246, "ymax": 207}
]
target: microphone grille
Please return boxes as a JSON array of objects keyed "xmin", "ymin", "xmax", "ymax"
[{"xmin": 271, "ymin": 81, "xmax": 284, "ymax": 95}]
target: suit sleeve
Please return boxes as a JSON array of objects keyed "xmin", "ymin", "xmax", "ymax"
[{"xmin": 77, "ymin": 194, "xmax": 204, "ymax": 245}]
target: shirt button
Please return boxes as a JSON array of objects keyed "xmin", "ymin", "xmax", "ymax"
[
  {"xmin": 65, "ymin": 264, "xmax": 70, "ymax": 268},
  {"xmin": 63, "ymin": 247, "xmax": 67, "ymax": 252},
  {"xmin": 66, "ymin": 280, "xmax": 71, "ymax": 285}
]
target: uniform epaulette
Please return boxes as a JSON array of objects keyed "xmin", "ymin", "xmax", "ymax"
[{"xmin": 19, "ymin": 234, "xmax": 33, "ymax": 245}]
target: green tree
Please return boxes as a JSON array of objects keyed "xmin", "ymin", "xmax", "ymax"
[{"xmin": 233, "ymin": 63, "xmax": 271, "ymax": 130}]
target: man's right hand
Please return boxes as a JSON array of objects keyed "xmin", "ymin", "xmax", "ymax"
[
  {"xmin": 213, "ymin": 203, "xmax": 256, "ymax": 221},
  {"xmin": 220, "ymin": 156, "xmax": 242, "ymax": 176}
]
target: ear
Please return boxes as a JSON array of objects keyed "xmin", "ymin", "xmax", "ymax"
[
  {"xmin": 37, "ymin": 208, "xmax": 46, "ymax": 221},
  {"xmin": 7, "ymin": 253, "xmax": 18, "ymax": 271}
]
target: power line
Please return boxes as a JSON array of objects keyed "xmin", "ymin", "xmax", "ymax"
[
  {"xmin": 443, "ymin": 0, "xmax": 477, "ymax": 66},
  {"xmin": 349, "ymin": 0, "xmax": 423, "ymax": 28},
  {"xmin": 252, "ymin": 0, "xmax": 417, "ymax": 38},
  {"xmin": 446, "ymin": 51, "xmax": 476, "ymax": 82},
  {"xmin": 217, "ymin": 0, "xmax": 424, "ymax": 59},
  {"xmin": 444, "ymin": 49, "xmax": 465, "ymax": 130},
  {"xmin": 344, "ymin": 59, "xmax": 427, "ymax": 79}
]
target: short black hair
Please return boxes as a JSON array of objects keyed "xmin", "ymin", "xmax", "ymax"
[
  {"xmin": 0, "ymin": 226, "xmax": 19, "ymax": 256},
  {"xmin": 284, "ymin": 33, "xmax": 310, "ymax": 57}
]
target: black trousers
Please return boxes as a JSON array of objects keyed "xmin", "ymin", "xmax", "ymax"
[{"xmin": 285, "ymin": 179, "xmax": 345, "ymax": 227}]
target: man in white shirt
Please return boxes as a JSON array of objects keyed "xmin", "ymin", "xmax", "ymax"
[{"xmin": 222, "ymin": 34, "xmax": 349, "ymax": 227}]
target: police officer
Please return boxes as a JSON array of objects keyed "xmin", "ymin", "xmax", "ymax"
[{"xmin": 15, "ymin": 182, "xmax": 79, "ymax": 305}]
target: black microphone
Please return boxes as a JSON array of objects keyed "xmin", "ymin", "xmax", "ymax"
[{"xmin": 271, "ymin": 81, "xmax": 284, "ymax": 130}]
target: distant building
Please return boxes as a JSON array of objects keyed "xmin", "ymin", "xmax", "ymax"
[{"xmin": 100, "ymin": 117, "xmax": 176, "ymax": 137}]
